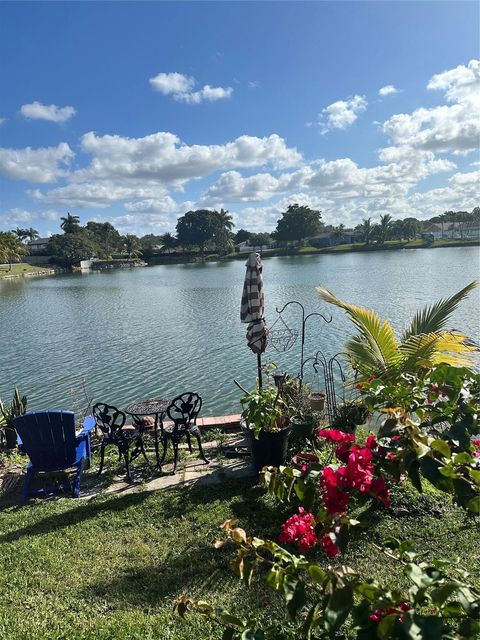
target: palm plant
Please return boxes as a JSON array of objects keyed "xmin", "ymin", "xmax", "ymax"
[
  {"xmin": 378, "ymin": 214, "xmax": 393, "ymax": 244},
  {"xmin": 60, "ymin": 213, "xmax": 81, "ymax": 234},
  {"xmin": 216, "ymin": 208, "xmax": 234, "ymax": 231},
  {"xmin": 358, "ymin": 218, "xmax": 372, "ymax": 245},
  {"xmin": 0, "ymin": 387, "xmax": 28, "ymax": 449},
  {"xmin": 123, "ymin": 234, "xmax": 141, "ymax": 258},
  {"xmin": 160, "ymin": 232, "xmax": 177, "ymax": 251},
  {"xmin": 25, "ymin": 228, "xmax": 39, "ymax": 243},
  {"xmin": 316, "ymin": 282, "xmax": 478, "ymax": 381}
]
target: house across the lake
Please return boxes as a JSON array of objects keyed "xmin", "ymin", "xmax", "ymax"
[
  {"xmin": 422, "ymin": 222, "xmax": 480, "ymax": 241},
  {"xmin": 27, "ymin": 238, "xmax": 50, "ymax": 252}
]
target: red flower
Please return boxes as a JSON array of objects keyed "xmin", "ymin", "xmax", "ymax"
[
  {"xmin": 365, "ymin": 435, "xmax": 378, "ymax": 450},
  {"xmin": 300, "ymin": 463, "xmax": 309, "ymax": 477},
  {"xmin": 472, "ymin": 439, "xmax": 480, "ymax": 458},
  {"xmin": 391, "ymin": 435, "xmax": 401, "ymax": 441},
  {"xmin": 387, "ymin": 453, "xmax": 396, "ymax": 460},
  {"xmin": 317, "ymin": 429, "xmax": 355, "ymax": 444},
  {"xmin": 279, "ymin": 508, "xmax": 318, "ymax": 552},
  {"xmin": 335, "ymin": 442, "xmax": 351, "ymax": 463},
  {"xmin": 321, "ymin": 533, "xmax": 340, "ymax": 557},
  {"xmin": 367, "ymin": 375, "xmax": 376, "ymax": 382}
]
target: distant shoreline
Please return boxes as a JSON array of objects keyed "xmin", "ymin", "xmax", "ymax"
[
  {"xmin": 1, "ymin": 239, "xmax": 478, "ymax": 279},
  {"xmin": 157, "ymin": 238, "xmax": 480, "ymax": 264}
]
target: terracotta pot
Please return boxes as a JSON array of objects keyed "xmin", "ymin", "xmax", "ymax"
[
  {"xmin": 309, "ymin": 392, "xmax": 325, "ymax": 412},
  {"xmin": 291, "ymin": 452, "xmax": 320, "ymax": 469}
]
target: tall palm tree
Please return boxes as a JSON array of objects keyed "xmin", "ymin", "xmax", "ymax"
[
  {"xmin": 358, "ymin": 218, "xmax": 372, "ymax": 245},
  {"xmin": 0, "ymin": 232, "xmax": 28, "ymax": 271},
  {"xmin": 160, "ymin": 232, "xmax": 177, "ymax": 251},
  {"xmin": 332, "ymin": 224, "xmax": 346, "ymax": 240},
  {"xmin": 316, "ymin": 281, "xmax": 478, "ymax": 381},
  {"xmin": 379, "ymin": 214, "xmax": 393, "ymax": 244},
  {"xmin": 123, "ymin": 235, "xmax": 142, "ymax": 259},
  {"xmin": 26, "ymin": 228, "xmax": 39, "ymax": 243},
  {"xmin": 60, "ymin": 213, "xmax": 81, "ymax": 234},
  {"xmin": 216, "ymin": 208, "xmax": 234, "ymax": 231},
  {"xmin": 10, "ymin": 228, "xmax": 29, "ymax": 243}
]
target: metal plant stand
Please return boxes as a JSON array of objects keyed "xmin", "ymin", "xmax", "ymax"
[
  {"xmin": 311, "ymin": 351, "xmax": 347, "ymax": 424},
  {"xmin": 273, "ymin": 300, "xmax": 332, "ymax": 384}
]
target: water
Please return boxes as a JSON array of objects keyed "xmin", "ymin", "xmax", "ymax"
[{"xmin": 1, "ymin": 247, "xmax": 479, "ymax": 416}]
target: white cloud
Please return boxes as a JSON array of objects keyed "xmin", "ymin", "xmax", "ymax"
[
  {"xmin": 318, "ymin": 95, "xmax": 367, "ymax": 134},
  {"xmin": 20, "ymin": 101, "xmax": 76, "ymax": 123},
  {"xmin": 378, "ymin": 85, "xmax": 400, "ymax": 97},
  {"xmin": 382, "ymin": 59, "xmax": 480, "ymax": 155},
  {"xmin": 149, "ymin": 72, "xmax": 196, "ymax": 95},
  {"xmin": 124, "ymin": 196, "xmax": 194, "ymax": 215},
  {"xmin": 1, "ymin": 207, "xmax": 61, "ymax": 227},
  {"xmin": 0, "ymin": 143, "xmax": 74, "ymax": 183},
  {"xmin": 201, "ymin": 152, "xmax": 455, "ymax": 205},
  {"xmin": 0, "ymin": 117, "xmax": 6, "ymax": 126},
  {"xmin": 149, "ymin": 71, "xmax": 232, "ymax": 104},
  {"xmin": 32, "ymin": 132, "xmax": 302, "ymax": 207}
]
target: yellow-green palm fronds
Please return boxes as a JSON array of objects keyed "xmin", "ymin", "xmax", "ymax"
[{"xmin": 402, "ymin": 281, "xmax": 478, "ymax": 339}]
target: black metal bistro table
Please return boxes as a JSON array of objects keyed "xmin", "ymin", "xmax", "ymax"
[{"xmin": 124, "ymin": 398, "xmax": 172, "ymax": 468}]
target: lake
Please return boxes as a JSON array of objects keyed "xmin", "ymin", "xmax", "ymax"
[{"xmin": 1, "ymin": 247, "xmax": 479, "ymax": 416}]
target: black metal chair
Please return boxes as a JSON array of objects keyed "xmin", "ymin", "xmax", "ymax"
[
  {"xmin": 159, "ymin": 392, "xmax": 209, "ymax": 474},
  {"xmin": 92, "ymin": 402, "xmax": 149, "ymax": 482}
]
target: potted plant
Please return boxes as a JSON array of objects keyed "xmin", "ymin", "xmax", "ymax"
[
  {"xmin": 240, "ymin": 384, "xmax": 292, "ymax": 471},
  {"xmin": 330, "ymin": 400, "xmax": 370, "ymax": 432},
  {"xmin": 280, "ymin": 377, "xmax": 317, "ymax": 443},
  {"xmin": 0, "ymin": 388, "xmax": 28, "ymax": 450},
  {"xmin": 309, "ymin": 390, "xmax": 326, "ymax": 412}
]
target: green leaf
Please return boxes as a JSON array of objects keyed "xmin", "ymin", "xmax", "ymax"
[
  {"xmin": 454, "ymin": 452, "xmax": 472, "ymax": 465},
  {"xmin": 458, "ymin": 618, "xmax": 480, "ymax": 639},
  {"xmin": 219, "ymin": 614, "xmax": 246, "ymax": 628},
  {"xmin": 377, "ymin": 614, "xmax": 397, "ymax": 640},
  {"xmin": 283, "ymin": 575, "xmax": 306, "ymax": 620},
  {"xmin": 307, "ymin": 565, "xmax": 326, "ymax": 584},
  {"xmin": 430, "ymin": 583, "xmax": 459, "ymax": 606},
  {"xmin": 466, "ymin": 495, "xmax": 480, "ymax": 513},
  {"xmin": 430, "ymin": 439, "xmax": 451, "ymax": 459},
  {"xmin": 324, "ymin": 586, "xmax": 354, "ymax": 634}
]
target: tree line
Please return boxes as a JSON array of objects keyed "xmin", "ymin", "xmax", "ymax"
[{"xmin": 1, "ymin": 205, "xmax": 478, "ymax": 269}]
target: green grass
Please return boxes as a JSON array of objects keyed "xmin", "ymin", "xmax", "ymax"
[
  {"xmin": 0, "ymin": 262, "xmax": 54, "ymax": 278},
  {"xmin": 0, "ymin": 452, "xmax": 478, "ymax": 640}
]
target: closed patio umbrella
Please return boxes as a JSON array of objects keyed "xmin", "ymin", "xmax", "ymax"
[{"xmin": 240, "ymin": 252, "xmax": 268, "ymax": 387}]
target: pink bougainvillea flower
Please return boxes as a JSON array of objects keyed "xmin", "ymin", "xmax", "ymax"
[
  {"xmin": 472, "ymin": 439, "xmax": 480, "ymax": 458},
  {"xmin": 279, "ymin": 508, "xmax": 318, "ymax": 552},
  {"xmin": 335, "ymin": 442, "xmax": 352, "ymax": 463},
  {"xmin": 317, "ymin": 429, "xmax": 355, "ymax": 444},
  {"xmin": 391, "ymin": 435, "xmax": 401, "ymax": 441},
  {"xmin": 321, "ymin": 533, "xmax": 340, "ymax": 557},
  {"xmin": 387, "ymin": 453, "xmax": 396, "ymax": 460},
  {"xmin": 365, "ymin": 435, "xmax": 378, "ymax": 450}
]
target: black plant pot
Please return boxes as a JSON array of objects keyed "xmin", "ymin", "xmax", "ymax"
[
  {"xmin": 289, "ymin": 417, "xmax": 315, "ymax": 443},
  {"xmin": 4, "ymin": 426, "xmax": 17, "ymax": 450},
  {"xmin": 241, "ymin": 420, "xmax": 292, "ymax": 471}
]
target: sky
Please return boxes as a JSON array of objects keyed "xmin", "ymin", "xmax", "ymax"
[{"xmin": 0, "ymin": 1, "xmax": 479, "ymax": 238}]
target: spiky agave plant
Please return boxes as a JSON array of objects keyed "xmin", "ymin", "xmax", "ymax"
[{"xmin": 316, "ymin": 281, "xmax": 478, "ymax": 381}]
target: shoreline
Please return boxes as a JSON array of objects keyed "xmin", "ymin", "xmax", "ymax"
[{"xmin": 1, "ymin": 240, "xmax": 478, "ymax": 279}]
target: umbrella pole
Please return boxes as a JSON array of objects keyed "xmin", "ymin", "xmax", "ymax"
[{"xmin": 257, "ymin": 353, "xmax": 263, "ymax": 388}]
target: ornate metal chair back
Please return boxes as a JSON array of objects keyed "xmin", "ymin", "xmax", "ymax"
[
  {"xmin": 92, "ymin": 403, "xmax": 126, "ymax": 437},
  {"xmin": 166, "ymin": 392, "xmax": 202, "ymax": 433}
]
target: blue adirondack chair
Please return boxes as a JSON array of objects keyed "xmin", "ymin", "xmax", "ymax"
[{"xmin": 12, "ymin": 411, "xmax": 95, "ymax": 502}]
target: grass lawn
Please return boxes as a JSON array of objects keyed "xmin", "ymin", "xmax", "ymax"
[
  {"xmin": 0, "ymin": 451, "xmax": 478, "ymax": 640},
  {"xmin": 0, "ymin": 262, "xmax": 54, "ymax": 278}
]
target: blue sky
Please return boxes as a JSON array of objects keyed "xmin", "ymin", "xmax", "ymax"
[{"xmin": 0, "ymin": 1, "xmax": 478, "ymax": 237}]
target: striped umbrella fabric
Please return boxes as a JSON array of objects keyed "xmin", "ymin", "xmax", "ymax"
[{"xmin": 240, "ymin": 252, "xmax": 268, "ymax": 355}]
